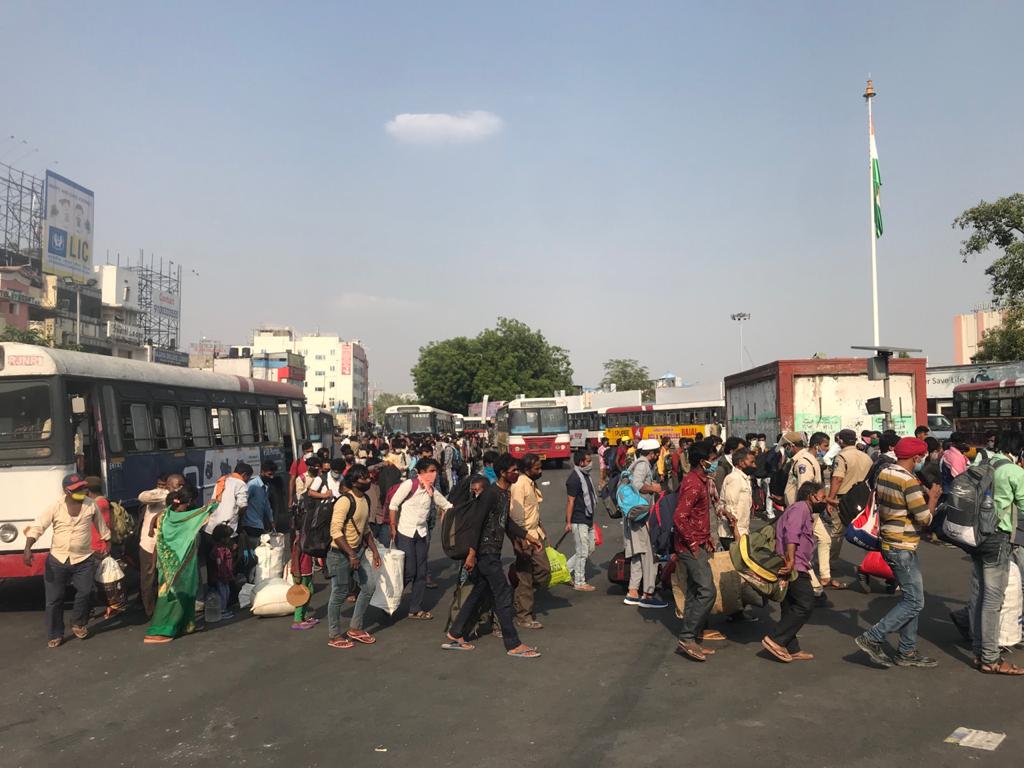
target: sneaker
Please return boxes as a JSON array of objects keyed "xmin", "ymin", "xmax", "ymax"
[
  {"xmin": 893, "ymin": 650, "xmax": 938, "ymax": 668},
  {"xmin": 638, "ymin": 596, "xmax": 669, "ymax": 609},
  {"xmin": 855, "ymin": 633, "xmax": 893, "ymax": 668},
  {"xmin": 623, "ymin": 595, "xmax": 641, "ymax": 606}
]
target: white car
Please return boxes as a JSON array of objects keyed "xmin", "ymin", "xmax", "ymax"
[{"xmin": 928, "ymin": 413, "xmax": 953, "ymax": 441}]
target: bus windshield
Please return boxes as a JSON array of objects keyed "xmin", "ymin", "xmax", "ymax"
[
  {"xmin": 510, "ymin": 407, "xmax": 568, "ymax": 435},
  {"xmin": 408, "ymin": 413, "xmax": 432, "ymax": 433},
  {"xmin": 0, "ymin": 381, "xmax": 53, "ymax": 442}
]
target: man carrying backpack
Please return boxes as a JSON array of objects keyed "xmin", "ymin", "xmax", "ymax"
[
  {"xmin": 622, "ymin": 439, "xmax": 669, "ymax": 609},
  {"xmin": 855, "ymin": 437, "xmax": 942, "ymax": 669}
]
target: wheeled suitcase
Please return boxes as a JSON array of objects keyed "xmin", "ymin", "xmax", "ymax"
[{"xmin": 608, "ymin": 550, "xmax": 628, "ymax": 585}]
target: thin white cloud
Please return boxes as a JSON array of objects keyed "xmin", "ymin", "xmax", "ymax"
[{"xmin": 385, "ymin": 110, "xmax": 503, "ymax": 144}]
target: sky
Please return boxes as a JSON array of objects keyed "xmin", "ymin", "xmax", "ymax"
[{"xmin": 3, "ymin": 2, "xmax": 1022, "ymax": 394}]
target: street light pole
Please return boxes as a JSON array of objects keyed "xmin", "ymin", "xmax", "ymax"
[
  {"xmin": 730, "ymin": 312, "xmax": 751, "ymax": 370},
  {"xmin": 75, "ymin": 289, "xmax": 81, "ymax": 346}
]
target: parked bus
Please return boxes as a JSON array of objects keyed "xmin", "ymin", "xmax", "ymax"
[
  {"xmin": 568, "ymin": 408, "xmax": 607, "ymax": 449},
  {"xmin": 951, "ymin": 379, "xmax": 1024, "ymax": 444},
  {"xmin": 604, "ymin": 401, "xmax": 724, "ymax": 445},
  {"xmin": 305, "ymin": 405, "xmax": 337, "ymax": 457},
  {"xmin": 383, "ymin": 404, "xmax": 454, "ymax": 437},
  {"xmin": 453, "ymin": 413, "xmax": 465, "ymax": 433},
  {"xmin": 495, "ymin": 397, "xmax": 570, "ymax": 465},
  {"xmin": 462, "ymin": 416, "xmax": 487, "ymax": 436},
  {"xmin": 0, "ymin": 342, "xmax": 305, "ymax": 582}
]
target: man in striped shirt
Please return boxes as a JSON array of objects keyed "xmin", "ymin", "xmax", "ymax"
[{"xmin": 855, "ymin": 437, "xmax": 942, "ymax": 669}]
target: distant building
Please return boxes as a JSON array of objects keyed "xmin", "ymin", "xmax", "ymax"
[
  {"xmin": 212, "ymin": 346, "xmax": 306, "ymax": 385},
  {"xmin": 94, "ymin": 264, "xmax": 147, "ymax": 360},
  {"xmin": 954, "ymin": 309, "xmax": 1006, "ymax": 364},
  {"xmin": 251, "ymin": 327, "xmax": 369, "ymax": 429},
  {"xmin": 0, "ymin": 265, "xmax": 43, "ymax": 332}
]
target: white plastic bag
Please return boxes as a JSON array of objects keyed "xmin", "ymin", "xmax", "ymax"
[
  {"xmin": 999, "ymin": 560, "xmax": 1022, "ymax": 647},
  {"xmin": 370, "ymin": 548, "xmax": 405, "ymax": 615},
  {"xmin": 238, "ymin": 583, "xmax": 256, "ymax": 610},
  {"xmin": 251, "ymin": 577, "xmax": 293, "ymax": 617},
  {"xmin": 253, "ymin": 533, "xmax": 288, "ymax": 586},
  {"xmin": 95, "ymin": 556, "xmax": 125, "ymax": 585}
]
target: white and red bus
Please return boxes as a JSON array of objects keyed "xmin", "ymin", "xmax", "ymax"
[
  {"xmin": 495, "ymin": 397, "xmax": 571, "ymax": 466},
  {"xmin": 568, "ymin": 408, "xmax": 607, "ymax": 449}
]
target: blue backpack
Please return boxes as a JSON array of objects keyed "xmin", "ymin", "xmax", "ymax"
[{"xmin": 616, "ymin": 461, "xmax": 652, "ymax": 524}]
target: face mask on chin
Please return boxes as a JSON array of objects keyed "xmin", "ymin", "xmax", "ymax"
[{"xmin": 579, "ymin": 463, "xmax": 593, "ymax": 474}]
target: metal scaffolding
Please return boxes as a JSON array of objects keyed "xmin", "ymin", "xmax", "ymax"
[
  {"xmin": 135, "ymin": 251, "xmax": 182, "ymax": 350},
  {"xmin": 0, "ymin": 162, "xmax": 43, "ymax": 269}
]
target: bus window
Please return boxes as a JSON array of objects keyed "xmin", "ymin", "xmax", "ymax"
[
  {"xmin": 261, "ymin": 408, "xmax": 280, "ymax": 443},
  {"xmin": 237, "ymin": 408, "xmax": 256, "ymax": 444},
  {"xmin": 0, "ymin": 381, "xmax": 52, "ymax": 442},
  {"xmin": 215, "ymin": 408, "xmax": 237, "ymax": 446},
  {"xmin": 182, "ymin": 406, "xmax": 212, "ymax": 448},
  {"xmin": 102, "ymin": 386, "xmax": 123, "ymax": 454},
  {"xmin": 161, "ymin": 405, "xmax": 183, "ymax": 449},
  {"xmin": 291, "ymin": 409, "xmax": 305, "ymax": 443},
  {"xmin": 122, "ymin": 403, "xmax": 154, "ymax": 452}
]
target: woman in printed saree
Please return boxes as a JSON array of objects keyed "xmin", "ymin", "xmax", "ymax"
[{"xmin": 144, "ymin": 486, "xmax": 217, "ymax": 644}]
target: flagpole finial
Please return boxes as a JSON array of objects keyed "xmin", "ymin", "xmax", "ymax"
[{"xmin": 863, "ymin": 79, "xmax": 876, "ymax": 100}]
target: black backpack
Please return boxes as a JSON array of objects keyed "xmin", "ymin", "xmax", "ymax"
[
  {"xmin": 302, "ymin": 492, "xmax": 356, "ymax": 558},
  {"xmin": 838, "ymin": 481, "xmax": 871, "ymax": 526},
  {"xmin": 768, "ymin": 458, "xmax": 791, "ymax": 501},
  {"xmin": 649, "ymin": 492, "xmax": 676, "ymax": 557}
]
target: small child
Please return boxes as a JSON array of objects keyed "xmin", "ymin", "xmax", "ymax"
[{"xmin": 210, "ymin": 524, "xmax": 235, "ymax": 620}]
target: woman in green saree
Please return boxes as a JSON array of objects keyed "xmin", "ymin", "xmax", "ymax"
[{"xmin": 144, "ymin": 486, "xmax": 218, "ymax": 644}]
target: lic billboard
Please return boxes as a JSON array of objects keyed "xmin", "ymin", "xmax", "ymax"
[{"xmin": 43, "ymin": 171, "xmax": 94, "ymax": 283}]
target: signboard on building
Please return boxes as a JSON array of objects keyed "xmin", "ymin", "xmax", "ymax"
[
  {"xmin": 926, "ymin": 362, "xmax": 1024, "ymax": 400},
  {"xmin": 107, "ymin": 320, "xmax": 144, "ymax": 345},
  {"xmin": 0, "ymin": 288, "xmax": 40, "ymax": 306},
  {"xmin": 42, "ymin": 171, "xmax": 94, "ymax": 283},
  {"xmin": 152, "ymin": 348, "xmax": 189, "ymax": 367},
  {"xmin": 341, "ymin": 344, "xmax": 352, "ymax": 375},
  {"xmin": 155, "ymin": 289, "xmax": 180, "ymax": 319}
]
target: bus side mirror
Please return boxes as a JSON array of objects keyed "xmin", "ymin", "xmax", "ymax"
[{"xmin": 71, "ymin": 396, "xmax": 86, "ymax": 417}]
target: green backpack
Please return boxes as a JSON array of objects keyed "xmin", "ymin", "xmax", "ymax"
[
  {"xmin": 728, "ymin": 523, "xmax": 792, "ymax": 602},
  {"xmin": 109, "ymin": 500, "xmax": 136, "ymax": 545}
]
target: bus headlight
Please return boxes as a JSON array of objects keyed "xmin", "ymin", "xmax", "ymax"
[{"xmin": 0, "ymin": 524, "xmax": 17, "ymax": 543}]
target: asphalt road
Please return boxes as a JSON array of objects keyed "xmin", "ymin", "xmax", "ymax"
[{"xmin": 1, "ymin": 468, "xmax": 1023, "ymax": 768}]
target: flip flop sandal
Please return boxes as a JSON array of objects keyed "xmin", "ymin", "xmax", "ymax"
[
  {"xmin": 761, "ymin": 637, "xmax": 793, "ymax": 663},
  {"xmin": 507, "ymin": 647, "xmax": 541, "ymax": 659},
  {"xmin": 347, "ymin": 630, "xmax": 377, "ymax": 645},
  {"xmin": 699, "ymin": 646, "xmax": 717, "ymax": 656},
  {"xmin": 517, "ymin": 620, "xmax": 544, "ymax": 630},
  {"xmin": 408, "ymin": 611, "xmax": 434, "ymax": 620},
  {"xmin": 790, "ymin": 651, "xmax": 815, "ymax": 661},
  {"xmin": 143, "ymin": 635, "xmax": 173, "ymax": 644},
  {"xmin": 675, "ymin": 642, "xmax": 706, "ymax": 662},
  {"xmin": 702, "ymin": 630, "xmax": 727, "ymax": 641},
  {"xmin": 71, "ymin": 626, "xmax": 89, "ymax": 640},
  {"xmin": 47, "ymin": 639, "xmax": 62, "ymax": 649},
  {"xmin": 442, "ymin": 639, "xmax": 475, "ymax": 651},
  {"xmin": 827, "ymin": 581, "xmax": 848, "ymax": 590},
  {"xmin": 327, "ymin": 637, "xmax": 354, "ymax": 649},
  {"xmin": 980, "ymin": 660, "xmax": 1024, "ymax": 675}
]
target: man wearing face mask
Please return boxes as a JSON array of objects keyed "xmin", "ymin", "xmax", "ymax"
[
  {"xmin": 24, "ymin": 473, "xmax": 111, "ymax": 647},
  {"xmin": 325, "ymin": 465, "xmax": 383, "ymax": 648},
  {"xmin": 511, "ymin": 454, "xmax": 550, "ymax": 629},
  {"xmin": 566, "ymin": 448, "xmax": 599, "ymax": 591},
  {"xmin": 623, "ymin": 439, "xmax": 669, "ymax": 609},
  {"xmin": 720, "ymin": 447, "xmax": 755, "ymax": 551},
  {"xmin": 855, "ymin": 437, "xmax": 942, "ymax": 669},
  {"xmin": 785, "ymin": 432, "xmax": 840, "ymax": 594}
]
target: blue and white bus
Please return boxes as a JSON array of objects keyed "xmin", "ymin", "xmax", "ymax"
[{"xmin": 0, "ymin": 343, "xmax": 306, "ymax": 582}]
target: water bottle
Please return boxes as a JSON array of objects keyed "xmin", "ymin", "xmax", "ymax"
[{"xmin": 204, "ymin": 589, "xmax": 222, "ymax": 623}]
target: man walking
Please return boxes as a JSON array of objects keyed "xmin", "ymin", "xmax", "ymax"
[
  {"xmin": 855, "ymin": 437, "xmax": 942, "ymax": 668},
  {"xmin": 443, "ymin": 454, "xmax": 542, "ymax": 658},
  {"xmin": 623, "ymin": 439, "xmax": 669, "ymax": 609},
  {"xmin": 511, "ymin": 453, "xmax": 550, "ymax": 630},
  {"xmin": 23, "ymin": 473, "xmax": 111, "ymax": 647},
  {"xmin": 566, "ymin": 448, "xmax": 598, "ymax": 591}
]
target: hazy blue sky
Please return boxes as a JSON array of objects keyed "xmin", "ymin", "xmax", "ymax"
[{"xmin": 3, "ymin": 2, "xmax": 1021, "ymax": 392}]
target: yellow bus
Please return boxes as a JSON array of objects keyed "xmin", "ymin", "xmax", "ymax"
[{"xmin": 604, "ymin": 401, "xmax": 724, "ymax": 444}]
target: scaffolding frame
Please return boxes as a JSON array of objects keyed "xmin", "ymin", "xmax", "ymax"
[
  {"xmin": 0, "ymin": 162, "xmax": 43, "ymax": 269},
  {"xmin": 135, "ymin": 251, "xmax": 182, "ymax": 350}
]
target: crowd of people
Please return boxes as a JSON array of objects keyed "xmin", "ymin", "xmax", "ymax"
[{"xmin": 21, "ymin": 423, "xmax": 1024, "ymax": 674}]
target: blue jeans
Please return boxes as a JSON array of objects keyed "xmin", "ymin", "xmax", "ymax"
[
  {"xmin": 865, "ymin": 548, "xmax": 925, "ymax": 655},
  {"xmin": 970, "ymin": 534, "xmax": 1012, "ymax": 664},
  {"xmin": 326, "ymin": 547, "xmax": 372, "ymax": 639}
]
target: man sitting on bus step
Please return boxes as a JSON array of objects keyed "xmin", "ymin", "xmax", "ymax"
[{"xmin": 23, "ymin": 473, "xmax": 111, "ymax": 648}]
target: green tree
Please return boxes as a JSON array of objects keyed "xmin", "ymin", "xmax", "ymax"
[
  {"xmin": 600, "ymin": 358, "xmax": 653, "ymax": 400},
  {"xmin": 0, "ymin": 325, "xmax": 81, "ymax": 351},
  {"xmin": 371, "ymin": 392, "xmax": 414, "ymax": 423},
  {"xmin": 410, "ymin": 318, "xmax": 574, "ymax": 414},
  {"xmin": 955, "ymin": 193, "xmax": 1024, "ymax": 360}
]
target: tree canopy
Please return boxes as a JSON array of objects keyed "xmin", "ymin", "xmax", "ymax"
[
  {"xmin": 411, "ymin": 318, "xmax": 573, "ymax": 414},
  {"xmin": 600, "ymin": 358, "xmax": 653, "ymax": 400},
  {"xmin": 0, "ymin": 326, "xmax": 80, "ymax": 351},
  {"xmin": 371, "ymin": 392, "xmax": 415, "ymax": 424},
  {"xmin": 955, "ymin": 194, "xmax": 1024, "ymax": 361}
]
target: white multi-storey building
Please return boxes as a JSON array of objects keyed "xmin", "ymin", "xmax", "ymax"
[{"xmin": 251, "ymin": 327, "xmax": 369, "ymax": 429}]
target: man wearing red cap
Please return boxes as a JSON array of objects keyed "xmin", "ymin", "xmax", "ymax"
[
  {"xmin": 855, "ymin": 437, "xmax": 941, "ymax": 668},
  {"xmin": 23, "ymin": 473, "xmax": 111, "ymax": 648}
]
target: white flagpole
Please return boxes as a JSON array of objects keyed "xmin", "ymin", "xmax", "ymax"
[{"xmin": 865, "ymin": 79, "xmax": 879, "ymax": 346}]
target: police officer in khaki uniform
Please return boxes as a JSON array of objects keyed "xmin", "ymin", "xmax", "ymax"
[{"xmin": 784, "ymin": 433, "xmax": 821, "ymax": 506}]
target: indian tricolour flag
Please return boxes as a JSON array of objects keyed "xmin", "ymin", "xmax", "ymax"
[{"xmin": 870, "ymin": 116, "xmax": 883, "ymax": 238}]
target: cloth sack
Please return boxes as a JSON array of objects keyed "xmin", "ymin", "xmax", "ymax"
[
  {"xmin": 238, "ymin": 583, "xmax": 256, "ymax": 609},
  {"xmin": 95, "ymin": 555, "xmax": 125, "ymax": 584},
  {"xmin": 999, "ymin": 560, "xmax": 1023, "ymax": 647},
  {"xmin": 370, "ymin": 548, "xmax": 405, "ymax": 615},
  {"xmin": 546, "ymin": 546, "xmax": 571, "ymax": 587},
  {"xmin": 251, "ymin": 577, "xmax": 293, "ymax": 617},
  {"xmin": 671, "ymin": 551, "xmax": 745, "ymax": 618},
  {"xmin": 253, "ymin": 533, "xmax": 288, "ymax": 585}
]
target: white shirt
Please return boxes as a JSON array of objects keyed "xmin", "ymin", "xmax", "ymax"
[
  {"xmin": 137, "ymin": 487, "xmax": 168, "ymax": 553},
  {"xmin": 388, "ymin": 478, "xmax": 452, "ymax": 538},
  {"xmin": 204, "ymin": 475, "xmax": 248, "ymax": 534},
  {"xmin": 720, "ymin": 470, "xmax": 753, "ymax": 538}
]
